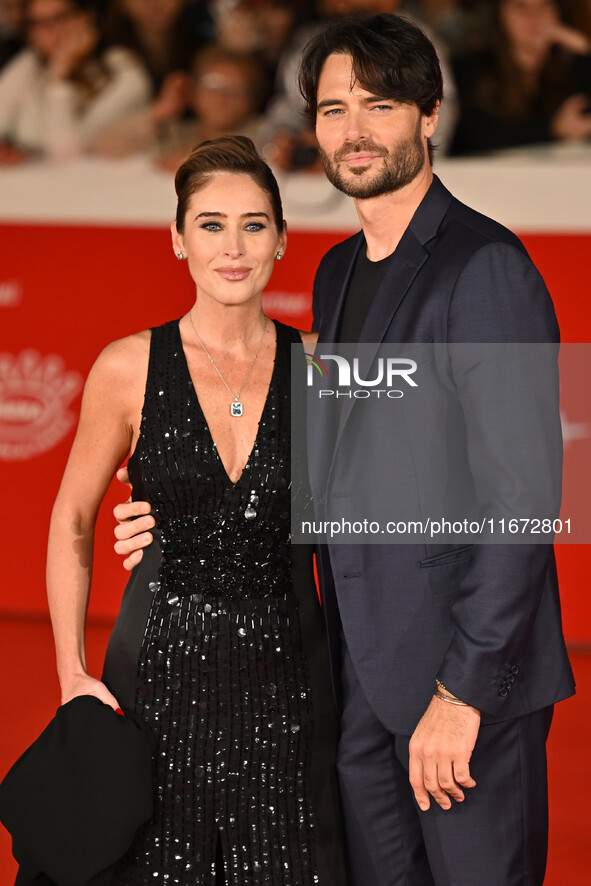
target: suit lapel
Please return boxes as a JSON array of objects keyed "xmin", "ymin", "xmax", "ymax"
[
  {"xmin": 307, "ymin": 234, "xmax": 362, "ymax": 496},
  {"xmin": 317, "ymin": 233, "xmax": 364, "ymax": 345},
  {"xmin": 360, "ymin": 231, "xmax": 428, "ymax": 345},
  {"xmin": 327, "ymin": 229, "xmax": 428, "ymax": 459},
  {"xmin": 359, "ymin": 174, "xmax": 453, "ymax": 350},
  {"xmin": 311, "ymin": 175, "xmax": 453, "ymax": 491}
]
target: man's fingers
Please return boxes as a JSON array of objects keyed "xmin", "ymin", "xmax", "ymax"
[
  {"xmin": 123, "ymin": 549, "xmax": 144, "ymax": 571},
  {"xmin": 112, "ymin": 496, "xmax": 153, "ymax": 571},
  {"xmin": 113, "ymin": 499, "xmax": 151, "ymax": 520},
  {"xmin": 453, "ymin": 762, "xmax": 476, "ymax": 788},
  {"xmin": 422, "ymin": 760, "xmax": 452, "ymax": 810},
  {"xmin": 409, "ymin": 755, "xmax": 430, "ymax": 811},
  {"xmin": 409, "ymin": 695, "xmax": 481, "ymax": 812},
  {"xmin": 116, "ymin": 465, "xmax": 131, "ymax": 487},
  {"xmin": 113, "ymin": 513, "xmax": 155, "ymax": 541},
  {"xmin": 410, "ymin": 746, "xmax": 476, "ymax": 810},
  {"xmin": 415, "ymin": 759, "xmax": 466, "ymax": 809},
  {"xmin": 411, "ymin": 740, "xmax": 453, "ymax": 810},
  {"xmin": 438, "ymin": 763, "xmax": 465, "ymax": 803},
  {"xmin": 114, "ymin": 532, "xmax": 153, "ymax": 555},
  {"xmin": 113, "ymin": 499, "xmax": 152, "ymax": 524}
]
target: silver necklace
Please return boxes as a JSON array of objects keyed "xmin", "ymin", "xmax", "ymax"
[{"xmin": 188, "ymin": 311, "xmax": 268, "ymax": 417}]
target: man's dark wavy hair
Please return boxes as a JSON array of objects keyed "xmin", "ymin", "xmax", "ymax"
[{"xmin": 298, "ymin": 14, "xmax": 443, "ymax": 122}]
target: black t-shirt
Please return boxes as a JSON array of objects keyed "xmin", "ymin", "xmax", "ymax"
[{"xmin": 337, "ymin": 245, "xmax": 393, "ymax": 343}]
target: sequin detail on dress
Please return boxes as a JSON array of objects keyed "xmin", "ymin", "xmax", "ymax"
[{"xmin": 112, "ymin": 320, "xmax": 321, "ymax": 885}]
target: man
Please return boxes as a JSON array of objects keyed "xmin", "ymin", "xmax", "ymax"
[
  {"xmin": 114, "ymin": 15, "xmax": 575, "ymax": 885},
  {"xmin": 262, "ymin": 0, "xmax": 458, "ymax": 169},
  {"xmin": 296, "ymin": 14, "xmax": 574, "ymax": 886}
]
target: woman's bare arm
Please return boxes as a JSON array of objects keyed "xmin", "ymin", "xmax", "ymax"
[{"xmin": 47, "ymin": 334, "xmax": 147, "ymax": 707}]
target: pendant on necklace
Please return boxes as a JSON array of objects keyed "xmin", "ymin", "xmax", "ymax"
[{"xmin": 231, "ymin": 400, "xmax": 243, "ymax": 417}]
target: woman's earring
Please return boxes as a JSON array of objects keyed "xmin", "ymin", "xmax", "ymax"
[
  {"xmin": 275, "ymin": 252, "xmax": 283, "ymax": 260},
  {"xmin": 176, "ymin": 251, "xmax": 184, "ymax": 260}
]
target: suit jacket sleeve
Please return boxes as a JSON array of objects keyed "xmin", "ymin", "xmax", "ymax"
[
  {"xmin": 311, "ymin": 255, "xmax": 327, "ymax": 334},
  {"xmin": 436, "ymin": 240, "xmax": 563, "ymax": 717}
]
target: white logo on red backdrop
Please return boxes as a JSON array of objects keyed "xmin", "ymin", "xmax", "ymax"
[
  {"xmin": 561, "ymin": 412, "xmax": 589, "ymax": 448},
  {"xmin": 0, "ymin": 280, "xmax": 23, "ymax": 307},
  {"xmin": 262, "ymin": 292, "xmax": 309, "ymax": 316},
  {"xmin": 0, "ymin": 350, "xmax": 83, "ymax": 461}
]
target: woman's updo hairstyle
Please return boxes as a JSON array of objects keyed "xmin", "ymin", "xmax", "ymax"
[{"xmin": 174, "ymin": 136, "xmax": 284, "ymax": 234}]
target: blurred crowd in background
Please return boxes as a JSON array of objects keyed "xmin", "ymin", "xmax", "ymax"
[{"xmin": 0, "ymin": 0, "xmax": 590, "ymax": 171}]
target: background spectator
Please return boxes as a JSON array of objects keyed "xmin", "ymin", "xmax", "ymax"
[
  {"xmin": 0, "ymin": 0, "xmax": 151, "ymax": 163},
  {"xmin": 0, "ymin": 0, "xmax": 26, "ymax": 68},
  {"xmin": 451, "ymin": 0, "xmax": 591, "ymax": 155},
  {"xmin": 212, "ymin": 0, "xmax": 315, "ymax": 98},
  {"xmin": 93, "ymin": 43, "xmax": 267, "ymax": 170},
  {"xmin": 564, "ymin": 0, "xmax": 591, "ymax": 41},
  {"xmin": 399, "ymin": 0, "xmax": 490, "ymax": 58},
  {"xmin": 104, "ymin": 0, "xmax": 214, "ymax": 91},
  {"xmin": 261, "ymin": 0, "xmax": 458, "ymax": 172}
]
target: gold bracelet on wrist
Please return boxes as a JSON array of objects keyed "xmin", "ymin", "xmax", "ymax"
[
  {"xmin": 434, "ymin": 679, "xmax": 469, "ymax": 706},
  {"xmin": 433, "ymin": 689, "xmax": 469, "ymax": 706}
]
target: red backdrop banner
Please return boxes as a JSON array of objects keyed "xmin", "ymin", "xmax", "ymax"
[{"xmin": 0, "ymin": 223, "xmax": 589, "ymax": 642}]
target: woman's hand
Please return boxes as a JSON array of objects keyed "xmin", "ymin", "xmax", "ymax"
[
  {"xmin": 60, "ymin": 673, "xmax": 120, "ymax": 710},
  {"xmin": 551, "ymin": 94, "xmax": 591, "ymax": 141},
  {"xmin": 150, "ymin": 71, "xmax": 192, "ymax": 125},
  {"xmin": 47, "ymin": 11, "xmax": 99, "ymax": 82},
  {"xmin": 113, "ymin": 466, "xmax": 154, "ymax": 570},
  {"xmin": 546, "ymin": 22, "xmax": 591, "ymax": 56}
]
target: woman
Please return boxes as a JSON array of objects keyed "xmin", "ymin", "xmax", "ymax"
[
  {"xmin": 0, "ymin": 0, "xmax": 151, "ymax": 162},
  {"xmin": 212, "ymin": 0, "xmax": 311, "ymax": 90},
  {"xmin": 92, "ymin": 44, "xmax": 267, "ymax": 168},
  {"xmin": 46, "ymin": 135, "xmax": 349, "ymax": 885},
  {"xmin": 451, "ymin": 0, "xmax": 591, "ymax": 154},
  {"xmin": 104, "ymin": 0, "xmax": 214, "ymax": 91}
]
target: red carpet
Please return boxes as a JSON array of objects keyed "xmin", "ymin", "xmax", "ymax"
[{"xmin": 0, "ymin": 617, "xmax": 588, "ymax": 885}]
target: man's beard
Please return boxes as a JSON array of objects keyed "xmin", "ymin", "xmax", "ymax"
[{"xmin": 319, "ymin": 120, "xmax": 425, "ymax": 199}]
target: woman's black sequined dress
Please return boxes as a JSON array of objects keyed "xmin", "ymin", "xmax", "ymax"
[{"xmin": 102, "ymin": 319, "xmax": 348, "ymax": 886}]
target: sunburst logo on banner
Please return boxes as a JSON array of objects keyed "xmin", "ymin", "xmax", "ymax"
[{"xmin": 0, "ymin": 350, "xmax": 83, "ymax": 461}]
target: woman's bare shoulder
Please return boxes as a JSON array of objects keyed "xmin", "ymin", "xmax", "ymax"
[
  {"xmin": 91, "ymin": 329, "xmax": 151, "ymax": 376},
  {"xmin": 84, "ymin": 329, "xmax": 152, "ymax": 400}
]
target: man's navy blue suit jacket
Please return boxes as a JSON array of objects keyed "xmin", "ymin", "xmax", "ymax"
[{"xmin": 309, "ymin": 174, "xmax": 575, "ymax": 735}]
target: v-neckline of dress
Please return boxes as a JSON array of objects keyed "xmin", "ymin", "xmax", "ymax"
[{"xmin": 176, "ymin": 318, "xmax": 279, "ymax": 488}]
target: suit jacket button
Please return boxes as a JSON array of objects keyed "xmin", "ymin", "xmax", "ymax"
[
  {"xmin": 511, "ymin": 665, "xmax": 520, "ymax": 675},
  {"xmin": 507, "ymin": 674, "xmax": 516, "ymax": 684},
  {"xmin": 498, "ymin": 687, "xmax": 509, "ymax": 697}
]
